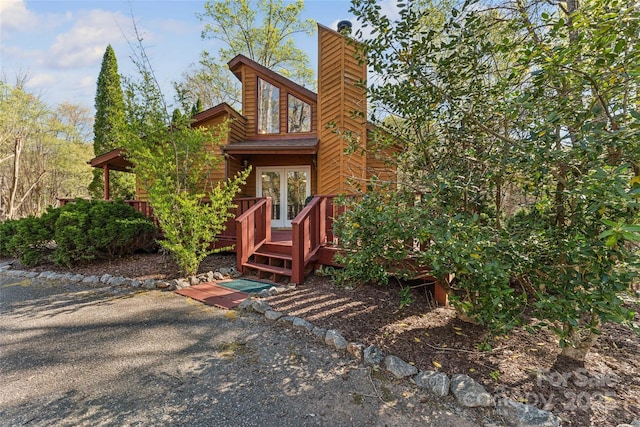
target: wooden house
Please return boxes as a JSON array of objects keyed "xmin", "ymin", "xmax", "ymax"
[{"xmin": 88, "ymin": 23, "xmax": 403, "ymax": 288}]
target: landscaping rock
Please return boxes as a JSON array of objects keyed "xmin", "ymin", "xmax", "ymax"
[
  {"xmin": 69, "ymin": 274, "xmax": 84, "ymax": 283},
  {"xmin": 347, "ymin": 342, "xmax": 365, "ymax": 361},
  {"xmin": 142, "ymin": 279, "xmax": 156, "ymax": 290},
  {"xmin": 205, "ymin": 271, "xmax": 215, "ymax": 281},
  {"xmin": 413, "ymin": 370, "xmax": 450, "ymax": 397},
  {"xmin": 277, "ymin": 315, "xmax": 295, "ymax": 324},
  {"xmin": 107, "ymin": 276, "xmax": 126, "ymax": 286},
  {"xmin": 251, "ymin": 299, "xmax": 271, "ymax": 314},
  {"xmin": 82, "ymin": 275, "xmax": 100, "ymax": 285},
  {"xmin": 229, "ymin": 267, "xmax": 241, "ymax": 278},
  {"xmin": 274, "ymin": 286, "xmax": 289, "ymax": 294},
  {"xmin": 213, "ymin": 271, "xmax": 225, "ymax": 281},
  {"xmin": 156, "ymin": 281, "xmax": 170, "ymax": 290},
  {"xmin": 100, "ymin": 274, "xmax": 112, "ymax": 284},
  {"xmin": 236, "ymin": 299, "xmax": 253, "ymax": 310},
  {"xmin": 264, "ymin": 310, "xmax": 283, "ymax": 321},
  {"xmin": 175, "ymin": 278, "xmax": 190, "ymax": 290},
  {"xmin": 25, "ymin": 271, "xmax": 40, "ymax": 279},
  {"xmin": 131, "ymin": 279, "xmax": 142, "ymax": 288},
  {"xmin": 311, "ymin": 326, "xmax": 327, "ymax": 341},
  {"xmin": 292, "ymin": 317, "xmax": 314, "ymax": 332},
  {"xmin": 496, "ymin": 398, "xmax": 561, "ymax": 427},
  {"xmin": 325, "ymin": 329, "xmax": 348, "ymax": 351},
  {"xmin": 258, "ymin": 289, "xmax": 272, "ymax": 298},
  {"xmin": 363, "ymin": 345, "xmax": 384, "ymax": 367},
  {"xmin": 450, "ymin": 374, "xmax": 493, "ymax": 407},
  {"xmin": 189, "ymin": 276, "xmax": 199, "ymax": 286},
  {"xmin": 384, "ymin": 355, "xmax": 418, "ymax": 379}
]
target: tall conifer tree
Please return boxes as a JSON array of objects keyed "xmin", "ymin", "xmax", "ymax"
[{"xmin": 88, "ymin": 45, "xmax": 135, "ymax": 199}]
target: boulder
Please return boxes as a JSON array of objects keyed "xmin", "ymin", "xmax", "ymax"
[
  {"xmin": 363, "ymin": 345, "xmax": 384, "ymax": 367},
  {"xmin": 384, "ymin": 355, "xmax": 418, "ymax": 379},
  {"xmin": 413, "ymin": 370, "xmax": 450, "ymax": 397},
  {"xmin": 496, "ymin": 398, "xmax": 561, "ymax": 427},
  {"xmin": 450, "ymin": 374, "xmax": 493, "ymax": 407},
  {"xmin": 325, "ymin": 329, "xmax": 348, "ymax": 351}
]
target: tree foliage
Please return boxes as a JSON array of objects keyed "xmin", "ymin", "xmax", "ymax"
[
  {"xmin": 89, "ymin": 45, "xmax": 135, "ymax": 200},
  {"xmin": 175, "ymin": 0, "xmax": 315, "ymax": 111},
  {"xmin": 338, "ymin": 0, "xmax": 640, "ymax": 360},
  {"xmin": 0, "ymin": 79, "xmax": 93, "ymax": 221},
  {"xmin": 124, "ymin": 31, "xmax": 249, "ymax": 276}
]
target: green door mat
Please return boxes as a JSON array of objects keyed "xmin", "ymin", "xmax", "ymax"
[{"xmin": 217, "ymin": 279, "xmax": 274, "ymax": 294}]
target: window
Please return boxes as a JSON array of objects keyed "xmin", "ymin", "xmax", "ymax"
[
  {"xmin": 258, "ymin": 78, "xmax": 280, "ymax": 134},
  {"xmin": 288, "ymin": 94, "xmax": 311, "ymax": 133}
]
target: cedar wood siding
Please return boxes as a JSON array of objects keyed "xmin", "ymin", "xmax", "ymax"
[
  {"xmin": 233, "ymin": 60, "xmax": 317, "ymax": 137},
  {"xmin": 317, "ymin": 24, "xmax": 367, "ymax": 194}
]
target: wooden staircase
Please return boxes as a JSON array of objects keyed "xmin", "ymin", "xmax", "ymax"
[
  {"xmin": 243, "ymin": 241, "xmax": 294, "ymax": 283},
  {"xmin": 235, "ymin": 195, "xmax": 341, "ymax": 285}
]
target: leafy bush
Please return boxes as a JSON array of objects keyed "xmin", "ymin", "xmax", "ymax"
[{"xmin": 0, "ymin": 200, "xmax": 157, "ymax": 267}]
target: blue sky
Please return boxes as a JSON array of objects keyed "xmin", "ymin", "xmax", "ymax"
[{"xmin": 0, "ymin": 0, "xmax": 396, "ymax": 110}]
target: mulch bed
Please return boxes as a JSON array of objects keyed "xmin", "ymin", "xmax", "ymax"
[{"xmin": 2, "ymin": 252, "xmax": 638, "ymax": 426}]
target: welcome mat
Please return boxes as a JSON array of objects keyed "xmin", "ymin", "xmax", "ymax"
[
  {"xmin": 217, "ymin": 278, "xmax": 274, "ymax": 294},
  {"xmin": 174, "ymin": 279, "xmax": 274, "ymax": 309},
  {"xmin": 175, "ymin": 282, "xmax": 248, "ymax": 309}
]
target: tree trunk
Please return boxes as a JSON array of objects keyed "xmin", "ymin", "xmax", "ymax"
[
  {"xmin": 8, "ymin": 136, "xmax": 23, "ymax": 220},
  {"xmin": 560, "ymin": 316, "xmax": 601, "ymax": 362}
]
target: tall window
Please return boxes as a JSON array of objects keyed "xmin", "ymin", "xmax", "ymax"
[
  {"xmin": 258, "ymin": 78, "xmax": 280, "ymax": 134},
  {"xmin": 288, "ymin": 94, "xmax": 311, "ymax": 133}
]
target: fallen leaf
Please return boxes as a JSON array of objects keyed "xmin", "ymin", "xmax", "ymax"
[
  {"xmin": 432, "ymin": 361, "xmax": 442, "ymax": 369},
  {"xmin": 469, "ymin": 368, "xmax": 476, "ymax": 373},
  {"xmin": 424, "ymin": 332, "xmax": 430, "ymax": 337},
  {"xmin": 414, "ymin": 337, "xmax": 421, "ymax": 343}
]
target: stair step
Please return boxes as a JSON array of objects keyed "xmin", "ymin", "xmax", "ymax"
[
  {"xmin": 253, "ymin": 250, "xmax": 292, "ymax": 261},
  {"xmin": 259, "ymin": 242, "xmax": 292, "ymax": 255},
  {"xmin": 243, "ymin": 261, "xmax": 292, "ymax": 277}
]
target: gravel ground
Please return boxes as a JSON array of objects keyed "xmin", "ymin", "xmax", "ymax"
[{"xmin": 0, "ymin": 276, "xmax": 483, "ymax": 427}]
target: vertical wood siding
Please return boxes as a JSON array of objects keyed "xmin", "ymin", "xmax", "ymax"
[{"xmin": 317, "ymin": 25, "xmax": 367, "ymax": 194}]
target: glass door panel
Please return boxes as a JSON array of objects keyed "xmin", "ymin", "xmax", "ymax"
[
  {"xmin": 260, "ymin": 171, "xmax": 281, "ymax": 224},
  {"xmin": 287, "ymin": 170, "xmax": 308, "ymax": 221},
  {"xmin": 257, "ymin": 166, "xmax": 310, "ymax": 228}
]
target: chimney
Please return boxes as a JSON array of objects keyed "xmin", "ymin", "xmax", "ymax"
[{"xmin": 337, "ymin": 20, "xmax": 352, "ymax": 34}]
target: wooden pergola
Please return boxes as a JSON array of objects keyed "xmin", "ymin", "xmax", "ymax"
[{"xmin": 88, "ymin": 148, "xmax": 133, "ymax": 200}]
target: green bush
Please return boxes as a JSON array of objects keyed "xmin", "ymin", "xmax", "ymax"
[
  {"xmin": 0, "ymin": 219, "xmax": 19, "ymax": 257},
  {"xmin": 0, "ymin": 200, "xmax": 157, "ymax": 267}
]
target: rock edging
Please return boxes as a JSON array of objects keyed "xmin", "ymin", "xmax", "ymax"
[{"xmin": 238, "ymin": 294, "xmax": 574, "ymax": 427}]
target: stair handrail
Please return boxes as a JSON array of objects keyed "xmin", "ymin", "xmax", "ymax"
[
  {"xmin": 235, "ymin": 197, "xmax": 272, "ymax": 271},
  {"xmin": 291, "ymin": 195, "xmax": 335, "ymax": 284}
]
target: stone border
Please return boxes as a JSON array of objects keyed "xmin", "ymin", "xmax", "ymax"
[
  {"xmin": 2, "ymin": 260, "xmax": 638, "ymax": 427},
  {"xmin": 237, "ymin": 295, "xmax": 640, "ymax": 427}
]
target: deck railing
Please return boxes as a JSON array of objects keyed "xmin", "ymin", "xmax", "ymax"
[
  {"xmin": 57, "ymin": 197, "xmax": 262, "ymax": 243},
  {"xmin": 291, "ymin": 195, "xmax": 340, "ymax": 284},
  {"xmin": 235, "ymin": 198, "xmax": 272, "ymax": 272}
]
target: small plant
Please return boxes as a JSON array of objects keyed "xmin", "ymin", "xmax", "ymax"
[
  {"xmin": 489, "ymin": 370, "xmax": 501, "ymax": 382},
  {"xmin": 399, "ymin": 286, "xmax": 414, "ymax": 309}
]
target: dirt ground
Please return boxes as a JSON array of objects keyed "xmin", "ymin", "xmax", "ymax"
[{"xmin": 3, "ymin": 252, "xmax": 639, "ymax": 426}]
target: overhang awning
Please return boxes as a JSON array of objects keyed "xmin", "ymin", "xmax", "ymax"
[
  {"xmin": 89, "ymin": 148, "xmax": 133, "ymax": 172},
  {"xmin": 223, "ymin": 137, "xmax": 319, "ymax": 155}
]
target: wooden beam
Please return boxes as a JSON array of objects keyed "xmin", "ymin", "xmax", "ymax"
[{"xmin": 103, "ymin": 165, "xmax": 110, "ymax": 200}]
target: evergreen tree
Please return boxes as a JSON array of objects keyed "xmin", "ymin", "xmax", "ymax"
[{"xmin": 88, "ymin": 45, "xmax": 135, "ymax": 200}]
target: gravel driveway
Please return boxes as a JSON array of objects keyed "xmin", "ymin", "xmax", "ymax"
[{"xmin": 0, "ymin": 276, "xmax": 480, "ymax": 426}]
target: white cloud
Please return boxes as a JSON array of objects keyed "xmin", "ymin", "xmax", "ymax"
[
  {"xmin": 0, "ymin": 0, "xmax": 38, "ymax": 33},
  {"xmin": 25, "ymin": 72, "xmax": 56, "ymax": 88},
  {"xmin": 45, "ymin": 9, "xmax": 134, "ymax": 69}
]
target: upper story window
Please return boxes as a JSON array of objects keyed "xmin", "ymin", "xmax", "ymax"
[
  {"xmin": 258, "ymin": 78, "xmax": 280, "ymax": 134},
  {"xmin": 288, "ymin": 95, "xmax": 311, "ymax": 133}
]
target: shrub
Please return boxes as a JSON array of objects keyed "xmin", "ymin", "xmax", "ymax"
[
  {"xmin": 51, "ymin": 200, "xmax": 157, "ymax": 267},
  {"xmin": 0, "ymin": 200, "xmax": 157, "ymax": 267}
]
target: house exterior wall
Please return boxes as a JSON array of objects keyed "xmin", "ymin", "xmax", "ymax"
[{"xmin": 317, "ymin": 24, "xmax": 368, "ymax": 195}]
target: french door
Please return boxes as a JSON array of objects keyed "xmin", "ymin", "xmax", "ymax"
[{"xmin": 256, "ymin": 166, "xmax": 311, "ymax": 228}]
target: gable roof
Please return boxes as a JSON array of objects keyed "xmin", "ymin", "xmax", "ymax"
[
  {"xmin": 191, "ymin": 102, "xmax": 246, "ymax": 127},
  {"xmin": 227, "ymin": 54, "xmax": 317, "ymax": 102},
  {"xmin": 89, "ymin": 148, "xmax": 133, "ymax": 172}
]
